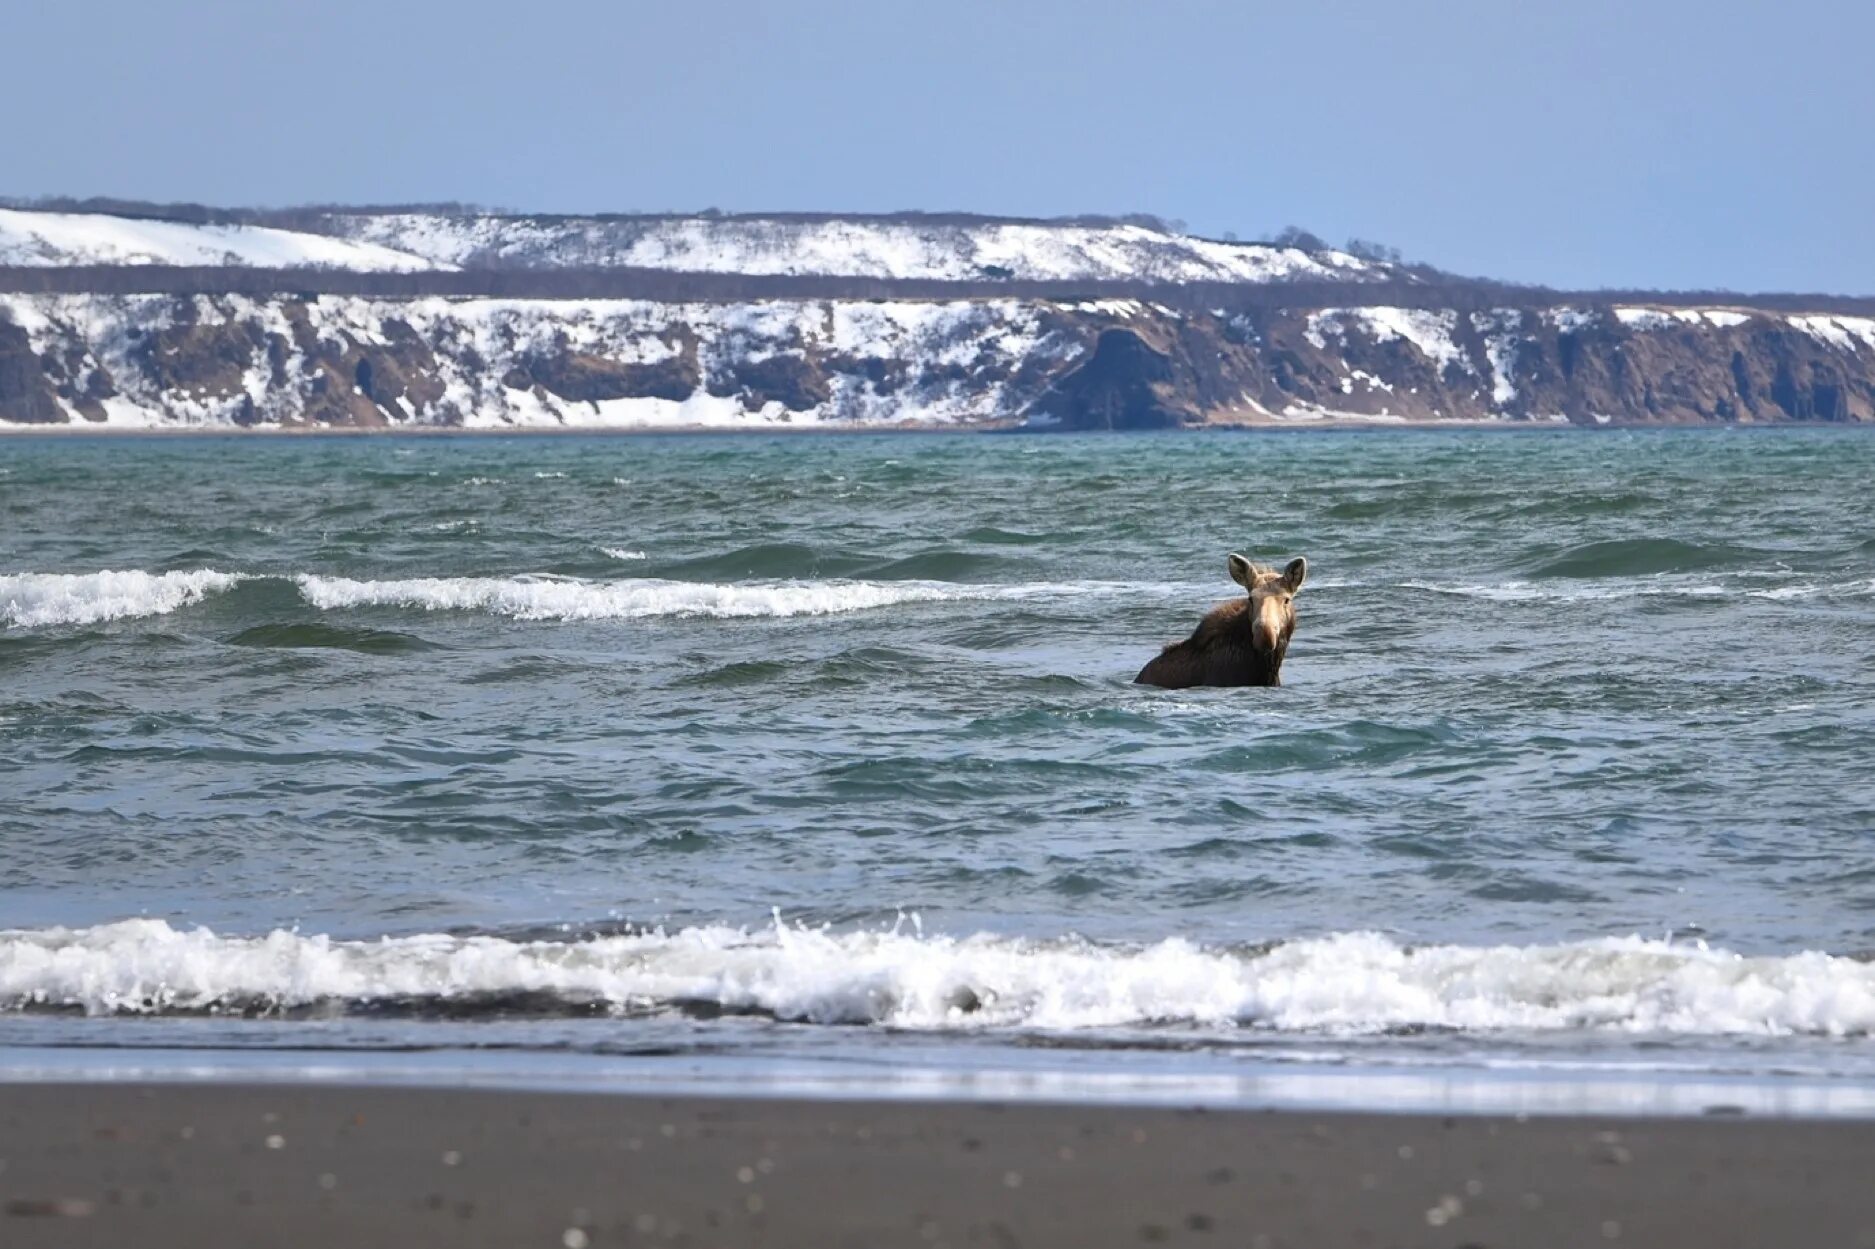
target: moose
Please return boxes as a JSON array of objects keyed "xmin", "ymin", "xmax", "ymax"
[{"xmin": 1134, "ymin": 554, "xmax": 1308, "ymax": 688}]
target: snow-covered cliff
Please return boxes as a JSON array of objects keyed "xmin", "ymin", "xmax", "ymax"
[
  {"xmin": 5, "ymin": 291, "xmax": 1873, "ymax": 430},
  {"xmin": 0, "ymin": 293, "xmax": 1080, "ymax": 428}
]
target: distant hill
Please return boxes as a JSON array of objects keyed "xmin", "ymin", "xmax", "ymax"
[{"xmin": 0, "ymin": 202, "xmax": 1402, "ymax": 285}]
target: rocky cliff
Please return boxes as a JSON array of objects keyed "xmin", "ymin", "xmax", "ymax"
[{"xmin": 2, "ymin": 292, "xmax": 1872, "ymax": 430}]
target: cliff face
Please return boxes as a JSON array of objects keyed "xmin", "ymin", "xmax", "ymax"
[
  {"xmin": 2, "ymin": 293, "xmax": 1872, "ymax": 429},
  {"xmin": 1036, "ymin": 304, "xmax": 1875, "ymax": 427}
]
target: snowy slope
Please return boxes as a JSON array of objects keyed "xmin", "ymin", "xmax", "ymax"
[
  {"xmin": 323, "ymin": 213, "xmax": 1388, "ymax": 283},
  {"xmin": 0, "ymin": 209, "xmax": 445, "ymax": 271},
  {"xmin": 0, "ymin": 207, "xmax": 1394, "ymax": 284}
]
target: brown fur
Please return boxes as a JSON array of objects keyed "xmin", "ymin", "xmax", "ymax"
[{"xmin": 1134, "ymin": 554, "xmax": 1307, "ymax": 689}]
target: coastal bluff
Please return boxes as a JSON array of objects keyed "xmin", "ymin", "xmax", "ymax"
[
  {"xmin": 0, "ymin": 205, "xmax": 1870, "ymax": 430},
  {"xmin": 4, "ymin": 292, "xmax": 1872, "ymax": 430}
]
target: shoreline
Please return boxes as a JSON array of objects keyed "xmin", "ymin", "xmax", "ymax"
[
  {"xmin": 1, "ymin": 1082, "xmax": 1870, "ymax": 1248},
  {"xmin": 8, "ymin": 1043, "xmax": 1875, "ymax": 1121}
]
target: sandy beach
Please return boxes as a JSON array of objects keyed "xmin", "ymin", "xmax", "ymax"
[{"xmin": 0, "ymin": 1083, "xmax": 1869, "ymax": 1248}]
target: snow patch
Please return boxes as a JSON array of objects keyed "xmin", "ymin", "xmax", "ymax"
[
  {"xmin": 1473, "ymin": 310, "xmax": 1524, "ymax": 407},
  {"xmin": 1350, "ymin": 307, "xmax": 1471, "ymax": 374},
  {"xmin": 0, "ymin": 209, "xmax": 442, "ymax": 271},
  {"xmin": 1615, "ymin": 308, "xmax": 1676, "ymax": 330},
  {"xmin": 332, "ymin": 214, "xmax": 1389, "ymax": 285},
  {"xmin": 1790, "ymin": 316, "xmax": 1875, "ymax": 353},
  {"xmin": 1548, "ymin": 307, "xmax": 1598, "ymax": 334}
]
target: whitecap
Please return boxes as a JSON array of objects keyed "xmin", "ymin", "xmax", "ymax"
[
  {"xmin": 0, "ymin": 569, "xmax": 243, "ymax": 627},
  {"xmin": 293, "ymin": 574, "xmax": 1086, "ymax": 621},
  {"xmin": 1746, "ymin": 579, "xmax": 1875, "ymax": 601},
  {"xmin": 601, "ymin": 548, "xmax": 649, "ymax": 561},
  {"xmin": 1405, "ymin": 576, "xmax": 1875, "ymax": 604},
  {"xmin": 1403, "ymin": 579, "xmax": 1728, "ymax": 603},
  {"xmin": 5, "ymin": 921, "xmax": 1873, "ymax": 1037}
]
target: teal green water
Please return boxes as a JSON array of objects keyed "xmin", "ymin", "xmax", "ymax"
[{"xmin": 2, "ymin": 429, "xmax": 1874, "ymax": 1080}]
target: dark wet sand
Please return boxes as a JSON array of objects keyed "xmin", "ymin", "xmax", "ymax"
[{"xmin": 1, "ymin": 1083, "xmax": 1871, "ymax": 1248}]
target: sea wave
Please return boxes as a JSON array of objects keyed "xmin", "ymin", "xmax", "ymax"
[
  {"xmin": 0, "ymin": 569, "xmax": 243, "ymax": 627},
  {"xmin": 1522, "ymin": 538, "xmax": 1762, "ymax": 580},
  {"xmin": 1403, "ymin": 576, "xmax": 1875, "ymax": 604},
  {"xmin": 294, "ymin": 574, "xmax": 1082, "ymax": 620},
  {"xmin": 1403, "ymin": 579, "xmax": 1725, "ymax": 603},
  {"xmin": 5, "ymin": 921, "xmax": 1872, "ymax": 1036}
]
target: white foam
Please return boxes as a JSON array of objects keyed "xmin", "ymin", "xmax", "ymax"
[
  {"xmin": 1404, "ymin": 579, "xmax": 1723, "ymax": 603},
  {"xmin": 0, "ymin": 569, "xmax": 242, "ymax": 627},
  {"xmin": 294, "ymin": 574, "xmax": 1078, "ymax": 620},
  {"xmin": 601, "ymin": 548, "xmax": 649, "ymax": 561},
  {"xmin": 1745, "ymin": 579, "xmax": 1875, "ymax": 601},
  {"xmin": 5, "ymin": 921, "xmax": 1873, "ymax": 1037},
  {"xmin": 1405, "ymin": 577, "xmax": 1874, "ymax": 604}
]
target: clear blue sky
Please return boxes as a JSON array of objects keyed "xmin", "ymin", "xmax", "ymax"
[{"xmin": 10, "ymin": 0, "xmax": 1872, "ymax": 292}]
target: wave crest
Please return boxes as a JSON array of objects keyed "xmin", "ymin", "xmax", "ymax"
[
  {"xmin": 294, "ymin": 574, "xmax": 1067, "ymax": 620},
  {"xmin": 0, "ymin": 570, "xmax": 242, "ymax": 627},
  {"xmin": 5, "ymin": 921, "xmax": 1872, "ymax": 1037},
  {"xmin": 1404, "ymin": 576, "xmax": 1875, "ymax": 604}
]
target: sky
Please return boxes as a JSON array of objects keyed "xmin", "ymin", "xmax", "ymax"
[{"xmin": 8, "ymin": 0, "xmax": 1873, "ymax": 293}]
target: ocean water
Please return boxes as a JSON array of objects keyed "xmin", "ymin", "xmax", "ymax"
[{"xmin": 3, "ymin": 428, "xmax": 1874, "ymax": 1107}]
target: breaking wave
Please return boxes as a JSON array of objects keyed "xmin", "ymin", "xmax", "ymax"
[
  {"xmin": 10, "ymin": 565, "xmax": 1864, "ymax": 629},
  {"xmin": 5, "ymin": 921, "xmax": 1873, "ymax": 1037},
  {"xmin": 1404, "ymin": 576, "xmax": 1875, "ymax": 604},
  {"xmin": 293, "ymin": 574, "xmax": 1081, "ymax": 620},
  {"xmin": 0, "ymin": 569, "xmax": 243, "ymax": 627}
]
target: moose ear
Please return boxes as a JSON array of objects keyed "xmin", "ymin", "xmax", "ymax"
[
  {"xmin": 1228, "ymin": 553, "xmax": 1257, "ymax": 590},
  {"xmin": 1281, "ymin": 556, "xmax": 1308, "ymax": 592}
]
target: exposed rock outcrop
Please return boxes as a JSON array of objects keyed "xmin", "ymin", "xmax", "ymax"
[{"xmin": 0, "ymin": 319, "xmax": 66, "ymax": 423}]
